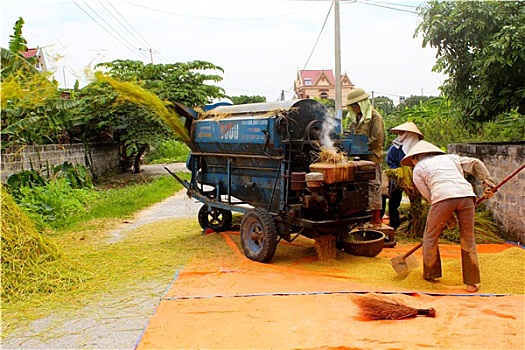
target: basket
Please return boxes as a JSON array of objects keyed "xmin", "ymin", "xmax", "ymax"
[{"xmin": 342, "ymin": 230, "xmax": 385, "ymax": 257}]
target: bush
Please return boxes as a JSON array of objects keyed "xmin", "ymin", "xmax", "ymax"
[
  {"xmin": 16, "ymin": 178, "xmax": 99, "ymax": 229},
  {"xmin": 145, "ymin": 139, "xmax": 190, "ymax": 164}
]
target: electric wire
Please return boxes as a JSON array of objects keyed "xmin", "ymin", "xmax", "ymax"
[
  {"xmin": 96, "ymin": 0, "xmax": 149, "ymax": 52},
  {"xmin": 286, "ymin": 2, "xmax": 334, "ymax": 94},
  {"xmin": 72, "ymin": 0, "xmax": 150, "ymax": 61},
  {"xmin": 104, "ymin": 0, "xmax": 169, "ymax": 63},
  {"xmin": 124, "ymin": 1, "xmax": 320, "ymax": 21},
  {"xmin": 359, "ymin": 0, "xmax": 418, "ymax": 14}
]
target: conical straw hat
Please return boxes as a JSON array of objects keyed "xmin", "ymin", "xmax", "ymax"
[
  {"xmin": 400, "ymin": 140, "xmax": 446, "ymax": 166},
  {"xmin": 390, "ymin": 122, "xmax": 424, "ymax": 139}
]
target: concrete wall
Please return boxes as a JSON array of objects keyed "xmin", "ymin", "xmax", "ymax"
[
  {"xmin": 1, "ymin": 143, "xmax": 120, "ymax": 183},
  {"xmin": 448, "ymin": 142, "xmax": 525, "ymax": 244}
]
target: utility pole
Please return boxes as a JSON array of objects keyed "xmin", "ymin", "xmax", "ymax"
[
  {"xmin": 139, "ymin": 48, "xmax": 154, "ymax": 64},
  {"xmin": 62, "ymin": 67, "xmax": 67, "ymax": 89},
  {"xmin": 334, "ymin": 0, "xmax": 343, "ymax": 129}
]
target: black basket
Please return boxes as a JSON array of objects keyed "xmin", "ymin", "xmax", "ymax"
[{"xmin": 342, "ymin": 230, "xmax": 385, "ymax": 257}]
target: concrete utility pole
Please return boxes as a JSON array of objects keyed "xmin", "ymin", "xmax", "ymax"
[
  {"xmin": 139, "ymin": 48, "xmax": 154, "ymax": 64},
  {"xmin": 334, "ymin": 0, "xmax": 343, "ymax": 129}
]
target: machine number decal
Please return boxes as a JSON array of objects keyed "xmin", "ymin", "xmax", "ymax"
[{"xmin": 220, "ymin": 123, "xmax": 239, "ymax": 140}]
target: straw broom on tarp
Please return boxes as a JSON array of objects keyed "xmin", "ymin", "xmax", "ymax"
[{"xmin": 352, "ymin": 293, "xmax": 436, "ymax": 320}]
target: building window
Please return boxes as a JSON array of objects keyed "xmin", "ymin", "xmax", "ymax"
[
  {"xmin": 320, "ymin": 92, "xmax": 329, "ymax": 99},
  {"xmin": 304, "ymin": 78, "xmax": 312, "ymax": 86}
]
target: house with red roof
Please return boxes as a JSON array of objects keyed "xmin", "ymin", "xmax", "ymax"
[
  {"xmin": 20, "ymin": 47, "xmax": 47, "ymax": 72},
  {"xmin": 294, "ymin": 69, "xmax": 354, "ymax": 108}
]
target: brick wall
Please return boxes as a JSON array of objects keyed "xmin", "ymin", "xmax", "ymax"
[
  {"xmin": 1, "ymin": 143, "xmax": 120, "ymax": 183},
  {"xmin": 448, "ymin": 142, "xmax": 525, "ymax": 244}
]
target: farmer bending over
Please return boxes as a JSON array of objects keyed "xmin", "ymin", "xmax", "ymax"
[{"xmin": 401, "ymin": 140, "xmax": 496, "ymax": 293}]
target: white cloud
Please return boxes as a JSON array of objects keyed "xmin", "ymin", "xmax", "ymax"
[{"xmin": 1, "ymin": 0, "xmax": 446, "ymax": 103}]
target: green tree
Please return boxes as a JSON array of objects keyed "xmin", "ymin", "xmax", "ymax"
[
  {"xmin": 76, "ymin": 59, "xmax": 225, "ymax": 173},
  {"xmin": 229, "ymin": 95, "xmax": 266, "ymax": 104},
  {"xmin": 416, "ymin": 0, "xmax": 525, "ymax": 123},
  {"xmin": 399, "ymin": 95, "xmax": 433, "ymax": 109},
  {"xmin": 373, "ymin": 96, "xmax": 394, "ymax": 115}
]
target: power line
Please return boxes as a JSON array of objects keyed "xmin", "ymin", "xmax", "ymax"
[
  {"xmin": 72, "ymin": 0, "xmax": 150, "ymax": 61},
  {"xmin": 359, "ymin": 0, "xmax": 419, "ymax": 14},
  {"xmin": 124, "ymin": 1, "xmax": 321, "ymax": 21},
  {"xmin": 286, "ymin": 2, "xmax": 334, "ymax": 93},
  {"xmin": 104, "ymin": 0, "xmax": 169, "ymax": 63},
  {"xmin": 96, "ymin": 0, "xmax": 145, "ymax": 49}
]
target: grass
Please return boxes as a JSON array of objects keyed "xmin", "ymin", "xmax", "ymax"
[
  {"xmin": 1, "ymin": 172, "xmax": 201, "ymax": 337},
  {"xmin": 54, "ymin": 174, "xmax": 190, "ymax": 232}
]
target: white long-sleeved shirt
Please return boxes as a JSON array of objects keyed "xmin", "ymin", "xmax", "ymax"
[{"xmin": 412, "ymin": 154, "xmax": 488, "ymax": 205}]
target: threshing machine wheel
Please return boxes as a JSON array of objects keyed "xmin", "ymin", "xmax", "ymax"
[
  {"xmin": 240, "ymin": 208, "xmax": 278, "ymax": 262},
  {"xmin": 198, "ymin": 205, "xmax": 233, "ymax": 232}
]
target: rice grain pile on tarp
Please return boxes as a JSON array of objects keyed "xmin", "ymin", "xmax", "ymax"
[{"xmin": 1, "ymin": 189, "xmax": 84, "ymax": 301}]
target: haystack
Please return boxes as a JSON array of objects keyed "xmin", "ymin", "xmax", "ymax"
[{"xmin": 1, "ymin": 188, "xmax": 84, "ymax": 301}]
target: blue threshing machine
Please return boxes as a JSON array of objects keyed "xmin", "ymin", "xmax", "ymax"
[{"xmin": 168, "ymin": 99, "xmax": 377, "ymax": 262}]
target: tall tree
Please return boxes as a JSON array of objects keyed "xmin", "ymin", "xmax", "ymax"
[
  {"xmin": 373, "ymin": 96, "xmax": 395, "ymax": 115},
  {"xmin": 416, "ymin": 0, "xmax": 525, "ymax": 123}
]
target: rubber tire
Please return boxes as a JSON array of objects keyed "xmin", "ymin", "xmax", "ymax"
[
  {"xmin": 198, "ymin": 205, "xmax": 233, "ymax": 232},
  {"xmin": 240, "ymin": 208, "xmax": 278, "ymax": 262}
]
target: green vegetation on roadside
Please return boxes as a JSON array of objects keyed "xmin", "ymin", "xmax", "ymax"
[
  {"xmin": 1, "ymin": 172, "xmax": 207, "ymax": 337},
  {"xmin": 144, "ymin": 139, "xmax": 190, "ymax": 164}
]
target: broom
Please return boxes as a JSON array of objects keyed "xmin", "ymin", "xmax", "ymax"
[{"xmin": 353, "ymin": 293, "xmax": 436, "ymax": 320}]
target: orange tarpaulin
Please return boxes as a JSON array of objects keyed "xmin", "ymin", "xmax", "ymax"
[{"xmin": 137, "ymin": 233, "xmax": 524, "ymax": 350}]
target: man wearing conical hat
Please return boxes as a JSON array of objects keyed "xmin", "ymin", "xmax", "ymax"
[
  {"xmin": 345, "ymin": 87, "xmax": 385, "ymax": 227},
  {"xmin": 386, "ymin": 122, "xmax": 424, "ymax": 231},
  {"xmin": 401, "ymin": 141, "xmax": 496, "ymax": 293}
]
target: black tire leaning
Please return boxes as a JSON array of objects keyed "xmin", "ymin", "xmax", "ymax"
[{"xmin": 240, "ymin": 208, "xmax": 278, "ymax": 262}]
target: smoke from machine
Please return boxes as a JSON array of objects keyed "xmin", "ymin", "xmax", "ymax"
[{"xmin": 320, "ymin": 109, "xmax": 338, "ymax": 151}]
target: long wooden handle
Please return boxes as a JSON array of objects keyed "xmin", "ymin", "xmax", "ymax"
[
  {"xmin": 403, "ymin": 242, "xmax": 423, "ymax": 258},
  {"xmin": 476, "ymin": 163, "xmax": 525, "ymax": 205}
]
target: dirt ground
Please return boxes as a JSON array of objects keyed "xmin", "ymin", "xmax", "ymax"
[{"xmin": 136, "ymin": 231, "xmax": 524, "ymax": 350}]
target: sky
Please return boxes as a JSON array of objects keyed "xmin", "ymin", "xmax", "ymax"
[{"xmin": 1, "ymin": 0, "xmax": 446, "ymax": 104}]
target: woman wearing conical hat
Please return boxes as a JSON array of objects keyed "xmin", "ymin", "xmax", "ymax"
[
  {"xmin": 386, "ymin": 122, "xmax": 424, "ymax": 231},
  {"xmin": 401, "ymin": 140, "xmax": 496, "ymax": 293}
]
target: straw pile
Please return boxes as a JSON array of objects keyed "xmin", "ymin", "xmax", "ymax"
[
  {"xmin": 314, "ymin": 234, "xmax": 338, "ymax": 260},
  {"xmin": 1, "ymin": 189, "xmax": 84, "ymax": 301},
  {"xmin": 314, "ymin": 146, "xmax": 349, "ymax": 164}
]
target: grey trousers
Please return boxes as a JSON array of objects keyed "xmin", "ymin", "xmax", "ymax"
[{"xmin": 422, "ymin": 197, "xmax": 480, "ymax": 285}]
